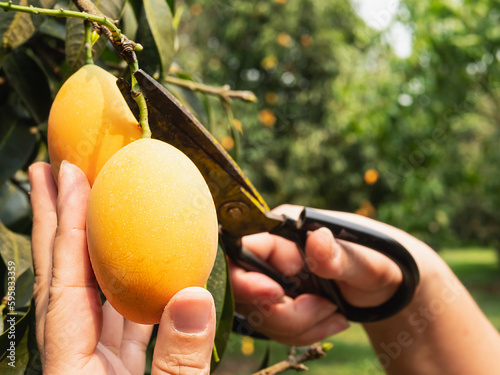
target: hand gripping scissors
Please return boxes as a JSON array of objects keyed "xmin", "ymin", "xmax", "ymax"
[{"xmin": 118, "ymin": 70, "xmax": 420, "ymax": 324}]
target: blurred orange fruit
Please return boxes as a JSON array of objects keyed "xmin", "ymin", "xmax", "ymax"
[
  {"xmin": 364, "ymin": 169, "xmax": 379, "ymax": 185},
  {"xmin": 277, "ymin": 33, "xmax": 292, "ymax": 47},
  {"xmin": 258, "ymin": 109, "xmax": 277, "ymax": 127}
]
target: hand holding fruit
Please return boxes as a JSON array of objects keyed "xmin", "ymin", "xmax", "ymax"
[{"xmin": 29, "ymin": 162, "xmax": 216, "ymax": 374}]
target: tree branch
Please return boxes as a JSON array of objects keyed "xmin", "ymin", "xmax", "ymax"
[
  {"xmin": 71, "ymin": 0, "xmax": 140, "ymax": 65},
  {"xmin": 164, "ymin": 75, "xmax": 258, "ymax": 103},
  {"xmin": 250, "ymin": 342, "xmax": 333, "ymax": 375},
  {"xmin": 0, "ymin": 0, "xmax": 142, "ymax": 64}
]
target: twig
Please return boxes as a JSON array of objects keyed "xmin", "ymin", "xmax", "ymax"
[
  {"xmin": 251, "ymin": 342, "xmax": 333, "ymax": 375},
  {"xmin": 71, "ymin": 0, "xmax": 141, "ymax": 65},
  {"xmin": 164, "ymin": 75, "xmax": 258, "ymax": 103}
]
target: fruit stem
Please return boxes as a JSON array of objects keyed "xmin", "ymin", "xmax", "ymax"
[
  {"xmin": 84, "ymin": 20, "xmax": 94, "ymax": 65},
  {"xmin": 130, "ymin": 63, "xmax": 151, "ymax": 139}
]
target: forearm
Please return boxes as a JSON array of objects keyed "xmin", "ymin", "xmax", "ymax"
[{"xmin": 364, "ymin": 254, "xmax": 500, "ymax": 375}]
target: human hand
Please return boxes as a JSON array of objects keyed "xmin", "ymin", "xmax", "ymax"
[
  {"xmin": 230, "ymin": 204, "xmax": 427, "ymax": 345},
  {"xmin": 30, "ymin": 161, "xmax": 216, "ymax": 374}
]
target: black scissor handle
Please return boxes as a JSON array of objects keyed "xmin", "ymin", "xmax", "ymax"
[
  {"xmin": 274, "ymin": 207, "xmax": 420, "ymax": 322},
  {"xmin": 224, "ymin": 207, "xmax": 420, "ymax": 323}
]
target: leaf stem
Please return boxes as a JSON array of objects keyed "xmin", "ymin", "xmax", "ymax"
[{"xmin": 129, "ymin": 63, "xmax": 151, "ymax": 139}]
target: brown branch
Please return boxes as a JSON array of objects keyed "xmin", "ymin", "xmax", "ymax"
[
  {"xmin": 164, "ymin": 75, "xmax": 258, "ymax": 103},
  {"xmin": 251, "ymin": 342, "xmax": 333, "ymax": 375}
]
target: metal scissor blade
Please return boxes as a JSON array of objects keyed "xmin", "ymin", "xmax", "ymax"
[{"xmin": 117, "ymin": 70, "xmax": 283, "ymax": 237}]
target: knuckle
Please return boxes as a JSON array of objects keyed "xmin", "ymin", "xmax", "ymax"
[
  {"xmin": 154, "ymin": 352, "xmax": 210, "ymax": 375},
  {"xmin": 33, "ymin": 276, "xmax": 49, "ymax": 299}
]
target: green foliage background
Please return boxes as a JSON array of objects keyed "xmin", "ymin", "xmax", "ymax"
[
  {"xmin": 1, "ymin": 0, "xmax": 500, "ymax": 373},
  {"xmin": 176, "ymin": 0, "xmax": 500, "ymax": 250}
]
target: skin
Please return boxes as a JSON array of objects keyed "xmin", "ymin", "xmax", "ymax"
[
  {"xmin": 232, "ymin": 205, "xmax": 500, "ymax": 374},
  {"xmin": 29, "ymin": 161, "xmax": 216, "ymax": 375},
  {"xmin": 30, "ymin": 160, "xmax": 500, "ymax": 374}
]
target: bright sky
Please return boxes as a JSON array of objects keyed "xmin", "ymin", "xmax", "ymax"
[{"xmin": 350, "ymin": 0, "xmax": 413, "ymax": 58}]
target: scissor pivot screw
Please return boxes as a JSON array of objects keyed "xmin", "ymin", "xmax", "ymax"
[
  {"xmin": 220, "ymin": 202, "xmax": 249, "ymax": 221},
  {"xmin": 228, "ymin": 207, "xmax": 242, "ymax": 218}
]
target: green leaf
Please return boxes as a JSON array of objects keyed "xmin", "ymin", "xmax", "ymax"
[
  {"xmin": 12, "ymin": 269, "xmax": 35, "ymax": 309},
  {"xmin": 2, "ymin": 50, "xmax": 52, "ymax": 124},
  {"xmin": 134, "ymin": 8, "xmax": 161, "ymax": 77},
  {"xmin": 0, "ymin": 220, "xmax": 34, "ymax": 311},
  {"xmin": 0, "ymin": 181, "xmax": 32, "ymax": 233},
  {"xmin": 39, "ymin": 18, "xmax": 66, "ymax": 40},
  {"xmin": 166, "ymin": 0, "xmax": 175, "ymax": 14},
  {"xmin": 0, "ymin": 305, "xmax": 32, "ymax": 368},
  {"xmin": 207, "ymin": 239, "xmax": 234, "ymax": 372},
  {"xmin": 121, "ymin": 0, "xmax": 138, "ymax": 40},
  {"xmin": 257, "ymin": 344, "xmax": 271, "ymax": 372},
  {"xmin": 0, "ymin": 318, "xmax": 30, "ymax": 373},
  {"xmin": 207, "ymin": 242, "xmax": 227, "ymax": 331},
  {"xmin": 0, "ymin": 108, "xmax": 37, "ymax": 187},
  {"xmin": 211, "ymin": 272, "xmax": 234, "ymax": 372},
  {"xmin": 0, "ymin": 0, "xmax": 35, "ymax": 63},
  {"xmin": 143, "ymin": 0, "xmax": 176, "ymax": 79},
  {"xmin": 65, "ymin": 0, "xmax": 126, "ymax": 74},
  {"xmin": 0, "ymin": 0, "xmax": 58, "ymax": 63},
  {"xmin": 0, "ymin": 221, "xmax": 33, "ymax": 286},
  {"xmin": 25, "ymin": 303, "xmax": 42, "ymax": 375}
]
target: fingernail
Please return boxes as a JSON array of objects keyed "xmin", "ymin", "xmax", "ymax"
[
  {"xmin": 59, "ymin": 160, "xmax": 78, "ymax": 182},
  {"xmin": 60, "ymin": 160, "xmax": 70, "ymax": 180},
  {"xmin": 171, "ymin": 288, "xmax": 212, "ymax": 334},
  {"xmin": 317, "ymin": 227, "xmax": 338, "ymax": 261},
  {"xmin": 317, "ymin": 227, "xmax": 333, "ymax": 246}
]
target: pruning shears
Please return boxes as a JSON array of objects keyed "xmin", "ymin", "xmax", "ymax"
[{"xmin": 118, "ymin": 70, "xmax": 420, "ymax": 324}]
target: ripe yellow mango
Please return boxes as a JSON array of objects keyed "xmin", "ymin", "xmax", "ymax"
[
  {"xmin": 48, "ymin": 64, "xmax": 141, "ymax": 186},
  {"xmin": 86, "ymin": 138, "xmax": 218, "ymax": 324}
]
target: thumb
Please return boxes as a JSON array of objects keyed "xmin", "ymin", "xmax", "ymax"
[
  {"xmin": 152, "ymin": 287, "xmax": 216, "ymax": 375},
  {"xmin": 305, "ymin": 227, "xmax": 402, "ymax": 307}
]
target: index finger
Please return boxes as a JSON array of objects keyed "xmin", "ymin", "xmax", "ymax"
[
  {"xmin": 29, "ymin": 162, "xmax": 58, "ymax": 355},
  {"xmin": 235, "ymin": 233, "xmax": 304, "ymax": 305},
  {"xmin": 30, "ymin": 162, "xmax": 57, "ymax": 282}
]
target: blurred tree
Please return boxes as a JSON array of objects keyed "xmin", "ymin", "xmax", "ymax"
[{"xmin": 177, "ymin": 0, "xmax": 500, "ymax": 250}]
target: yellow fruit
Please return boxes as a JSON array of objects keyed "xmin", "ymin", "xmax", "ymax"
[
  {"xmin": 364, "ymin": 169, "xmax": 379, "ymax": 185},
  {"xmin": 86, "ymin": 138, "xmax": 218, "ymax": 324},
  {"xmin": 48, "ymin": 64, "xmax": 142, "ymax": 186}
]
